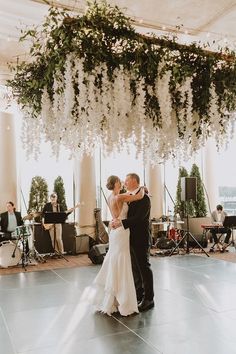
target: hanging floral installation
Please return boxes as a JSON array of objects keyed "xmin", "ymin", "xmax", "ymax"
[{"xmin": 7, "ymin": 1, "xmax": 236, "ymax": 162}]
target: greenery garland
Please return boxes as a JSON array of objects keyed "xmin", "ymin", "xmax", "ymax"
[{"xmin": 7, "ymin": 0, "xmax": 236, "ymax": 160}]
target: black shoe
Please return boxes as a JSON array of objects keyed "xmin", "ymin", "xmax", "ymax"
[
  {"xmin": 138, "ymin": 299, "xmax": 154, "ymax": 312},
  {"xmin": 137, "ymin": 299, "xmax": 143, "ymax": 306}
]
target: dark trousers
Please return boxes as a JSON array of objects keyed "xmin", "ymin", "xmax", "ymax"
[
  {"xmin": 211, "ymin": 227, "xmax": 231, "ymax": 244},
  {"xmin": 130, "ymin": 244, "xmax": 154, "ymax": 302}
]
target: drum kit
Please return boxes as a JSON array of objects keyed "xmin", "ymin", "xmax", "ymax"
[
  {"xmin": 0, "ymin": 212, "xmax": 46, "ymax": 270},
  {"xmin": 0, "ymin": 239, "xmax": 22, "ymax": 268}
]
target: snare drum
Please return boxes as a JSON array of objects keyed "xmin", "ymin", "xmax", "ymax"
[
  {"xmin": 12, "ymin": 225, "xmax": 32, "ymax": 238},
  {"xmin": 0, "ymin": 241, "xmax": 22, "ymax": 268}
]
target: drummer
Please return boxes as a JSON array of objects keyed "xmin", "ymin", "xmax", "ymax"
[{"xmin": 0, "ymin": 201, "xmax": 24, "ymax": 241}]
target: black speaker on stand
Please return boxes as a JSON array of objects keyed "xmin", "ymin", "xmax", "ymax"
[
  {"xmin": 180, "ymin": 177, "xmax": 197, "ymax": 202},
  {"xmin": 170, "ymin": 177, "xmax": 209, "ymax": 257}
]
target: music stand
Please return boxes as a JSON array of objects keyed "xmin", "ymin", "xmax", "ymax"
[
  {"xmin": 44, "ymin": 212, "xmax": 69, "ymax": 261},
  {"xmin": 223, "ymin": 216, "xmax": 236, "ymax": 228},
  {"xmin": 223, "ymin": 216, "xmax": 236, "ymax": 249}
]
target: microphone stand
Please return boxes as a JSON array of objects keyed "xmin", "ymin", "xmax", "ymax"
[
  {"xmin": 164, "ymin": 183, "xmax": 175, "ymax": 208},
  {"xmin": 169, "ymin": 201, "xmax": 210, "ymax": 257},
  {"xmin": 202, "ymin": 181, "xmax": 212, "ymax": 216}
]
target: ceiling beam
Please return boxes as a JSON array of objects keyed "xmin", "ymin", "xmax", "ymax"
[
  {"xmin": 192, "ymin": 2, "xmax": 236, "ymax": 35},
  {"xmin": 30, "ymin": 0, "xmax": 236, "ymax": 42}
]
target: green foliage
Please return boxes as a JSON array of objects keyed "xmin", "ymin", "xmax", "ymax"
[
  {"xmin": 28, "ymin": 176, "xmax": 49, "ymax": 218},
  {"xmin": 7, "ymin": 0, "xmax": 236, "ymax": 132},
  {"xmin": 53, "ymin": 176, "xmax": 67, "ymax": 210},
  {"xmin": 190, "ymin": 163, "xmax": 207, "ymax": 217}
]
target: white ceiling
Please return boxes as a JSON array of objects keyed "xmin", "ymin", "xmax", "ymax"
[{"xmin": 1, "ymin": 0, "xmax": 236, "ymax": 83}]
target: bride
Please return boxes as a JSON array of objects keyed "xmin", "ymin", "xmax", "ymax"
[{"xmin": 82, "ymin": 175, "xmax": 144, "ymax": 316}]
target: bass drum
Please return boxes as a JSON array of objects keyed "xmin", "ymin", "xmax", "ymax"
[{"xmin": 0, "ymin": 241, "xmax": 22, "ymax": 268}]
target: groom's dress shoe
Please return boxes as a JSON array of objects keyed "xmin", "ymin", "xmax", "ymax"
[{"xmin": 138, "ymin": 299, "xmax": 154, "ymax": 312}]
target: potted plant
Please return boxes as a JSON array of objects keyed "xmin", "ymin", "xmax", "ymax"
[
  {"xmin": 53, "ymin": 176, "xmax": 68, "ymax": 211},
  {"xmin": 28, "ymin": 176, "xmax": 49, "ymax": 222},
  {"xmin": 188, "ymin": 163, "xmax": 211, "ymax": 235}
]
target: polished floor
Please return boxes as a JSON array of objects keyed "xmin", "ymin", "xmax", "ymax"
[{"xmin": 1, "ymin": 254, "xmax": 236, "ymax": 354}]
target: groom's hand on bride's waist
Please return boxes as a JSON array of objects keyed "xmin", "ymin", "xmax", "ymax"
[{"xmin": 111, "ymin": 219, "xmax": 122, "ymax": 229}]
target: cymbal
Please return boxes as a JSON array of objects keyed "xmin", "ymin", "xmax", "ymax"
[
  {"xmin": 23, "ymin": 212, "xmax": 42, "ymax": 221},
  {"xmin": 33, "ymin": 212, "xmax": 42, "ymax": 218},
  {"xmin": 23, "ymin": 213, "xmax": 34, "ymax": 221}
]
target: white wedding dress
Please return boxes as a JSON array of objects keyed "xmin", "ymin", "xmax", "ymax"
[{"xmin": 82, "ymin": 202, "xmax": 138, "ymax": 316}]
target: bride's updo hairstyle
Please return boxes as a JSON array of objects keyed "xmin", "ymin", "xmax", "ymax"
[{"xmin": 106, "ymin": 175, "xmax": 120, "ymax": 190}]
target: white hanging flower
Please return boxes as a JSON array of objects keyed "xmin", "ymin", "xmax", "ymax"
[
  {"xmin": 155, "ymin": 63, "xmax": 172, "ymax": 130},
  {"xmin": 64, "ymin": 54, "xmax": 76, "ymax": 122},
  {"xmin": 17, "ymin": 56, "xmax": 236, "ymax": 164}
]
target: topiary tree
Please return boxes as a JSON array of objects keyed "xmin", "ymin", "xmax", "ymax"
[
  {"xmin": 53, "ymin": 176, "xmax": 67, "ymax": 210},
  {"xmin": 175, "ymin": 167, "xmax": 194, "ymax": 219},
  {"xmin": 190, "ymin": 163, "xmax": 207, "ymax": 217},
  {"xmin": 28, "ymin": 176, "xmax": 49, "ymax": 220}
]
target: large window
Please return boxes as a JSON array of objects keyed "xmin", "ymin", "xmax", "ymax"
[
  {"xmin": 19, "ymin": 143, "xmax": 74, "ymax": 217},
  {"xmin": 214, "ymin": 141, "xmax": 236, "ymax": 215}
]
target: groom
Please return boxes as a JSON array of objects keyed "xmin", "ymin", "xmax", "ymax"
[{"xmin": 112, "ymin": 173, "xmax": 154, "ymax": 312}]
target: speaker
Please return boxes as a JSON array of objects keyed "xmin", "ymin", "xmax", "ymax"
[
  {"xmin": 155, "ymin": 236, "xmax": 176, "ymax": 249},
  {"xmin": 34, "ymin": 223, "xmax": 54, "ymax": 254},
  {"xmin": 181, "ymin": 177, "xmax": 197, "ymax": 201},
  {"xmin": 188, "ymin": 234, "xmax": 208, "ymax": 248},
  {"xmin": 88, "ymin": 243, "xmax": 109, "ymax": 264},
  {"xmin": 34, "ymin": 223, "xmax": 77, "ymax": 254},
  {"xmin": 75, "ymin": 235, "xmax": 89, "ymax": 254},
  {"xmin": 62, "ymin": 223, "xmax": 76, "ymax": 254}
]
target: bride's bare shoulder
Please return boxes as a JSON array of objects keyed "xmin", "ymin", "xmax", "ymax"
[
  {"xmin": 108, "ymin": 194, "xmax": 118, "ymax": 209},
  {"xmin": 108, "ymin": 194, "xmax": 122, "ymax": 218},
  {"xmin": 108, "ymin": 194, "xmax": 116, "ymax": 204}
]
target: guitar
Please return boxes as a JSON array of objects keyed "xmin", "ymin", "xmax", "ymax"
[
  {"xmin": 43, "ymin": 203, "xmax": 82, "ymax": 230},
  {"xmin": 43, "ymin": 223, "xmax": 54, "ymax": 231}
]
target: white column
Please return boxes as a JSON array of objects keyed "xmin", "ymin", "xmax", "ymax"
[
  {"xmin": 0, "ymin": 112, "xmax": 17, "ymax": 211},
  {"xmin": 73, "ymin": 153, "xmax": 97, "ymax": 238},
  {"xmin": 146, "ymin": 164, "xmax": 163, "ymax": 219},
  {"xmin": 202, "ymin": 139, "xmax": 218, "ymax": 215}
]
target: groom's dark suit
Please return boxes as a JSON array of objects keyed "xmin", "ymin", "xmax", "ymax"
[{"xmin": 122, "ymin": 192, "xmax": 154, "ymax": 303}]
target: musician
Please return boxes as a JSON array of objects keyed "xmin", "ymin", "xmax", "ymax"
[
  {"xmin": 0, "ymin": 201, "xmax": 23, "ymax": 241},
  {"xmin": 42, "ymin": 193, "xmax": 72, "ymax": 254},
  {"xmin": 211, "ymin": 204, "xmax": 231, "ymax": 252}
]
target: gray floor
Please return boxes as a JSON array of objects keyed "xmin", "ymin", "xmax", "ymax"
[{"xmin": 1, "ymin": 254, "xmax": 236, "ymax": 354}]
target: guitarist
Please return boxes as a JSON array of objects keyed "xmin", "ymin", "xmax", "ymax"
[{"xmin": 42, "ymin": 193, "xmax": 73, "ymax": 254}]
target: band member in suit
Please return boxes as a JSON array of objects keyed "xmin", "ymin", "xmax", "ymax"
[
  {"xmin": 0, "ymin": 201, "xmax": 23, "ymax": 240},
  {"xmin": 42, "ymin": 193, "xmax": 66, "ymax": 254},
  {"xmin": 112, "ymin": 173, "xmax": 154, "ymax": 312}
]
